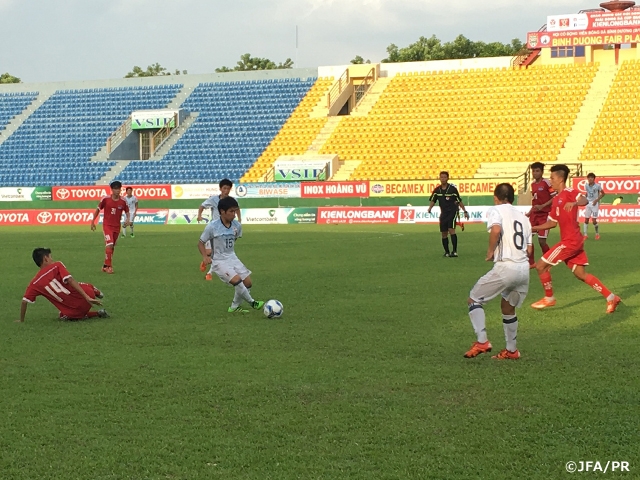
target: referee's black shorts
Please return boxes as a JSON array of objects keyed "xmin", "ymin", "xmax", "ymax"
[{"xmin": 439, "ymin": 210, "xmax": 457, "ymax": 233}]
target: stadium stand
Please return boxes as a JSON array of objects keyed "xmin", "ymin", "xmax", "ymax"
[
  {"xmin": 317, "ymin": 64, "xmax": 597, "ymax": 181},
  {"xmin": 241, "ymin": 77, "xmax": 333, "ymax": 182},
  {"xmin": 0, "ymin": 85, "xmax": 181, "ymax": 187},
  {"xmin": 581, "ymin": 59, "xmax": 640, "ymax": 161},
  {"xmin": 116, "ymin": 78, "xmax": 316, "ymax": 185},
  {"xmin": 0, "ymin": 92, "xmax": 37, "ymax": 132}
]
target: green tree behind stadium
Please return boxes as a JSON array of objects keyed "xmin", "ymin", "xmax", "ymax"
[
  {"xmin": 125, "ymin": 63, "xmax": 187, "ymax": 78},
  {"xmin": 0, "ymin": 73, "xmax": 21, "ymax": 83},
  {"xmin": 379, "ymin": 35, "xmax": 523, "ymax": 63},
  {"xmin": 216, "ymin": 54, "xmax": 294, "ymax": 73}
]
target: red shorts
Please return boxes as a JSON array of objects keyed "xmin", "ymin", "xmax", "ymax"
[
  {"xmin": 542, "ymin": 241, "xmax": 589, "ymax": 270},
  {"xmin": 103, "ymin": 226, "xmax": 121, "ymax": 247},
  {"xmin": 530, "ymin": 213, "xmax": 550, "ymax": 239},
  {"xmin": 58, "ymin": 283, "xmax": 98, "ymax": 320}
]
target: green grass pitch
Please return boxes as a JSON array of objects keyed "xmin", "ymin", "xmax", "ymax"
[{"xmin": 0, "ymin": 224, "xmax": 638, "ymax": 479}]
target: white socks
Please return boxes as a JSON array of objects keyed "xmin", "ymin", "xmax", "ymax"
[
  {"xmin": 502, "ymin": 315, "xmax": 518, "ymax": 352},
  {"xmin": 468, "ymin": 303, "xmax": 488, "ymax": 343},
  {"xmin": 232, "ymin": 282, "xmax": 254, "ymax": 308}
]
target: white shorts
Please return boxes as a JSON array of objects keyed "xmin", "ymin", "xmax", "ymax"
[
  {"xmin": 211, "ymin": 258, "xmax": 251, "ymax": 284},
  {"xmin": 469, "ymin": 262, "xmax": 530, "ymax": 308},
  {"xmin": 584, "ymin": 204, "xmax": 599, "ymax": 218}
]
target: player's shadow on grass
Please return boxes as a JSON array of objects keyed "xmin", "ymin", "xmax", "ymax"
[{"xmin": 557, "ymin": 284, "xmax": 637, "ymax": 333}]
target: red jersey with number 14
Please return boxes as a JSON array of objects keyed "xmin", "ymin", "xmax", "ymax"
[
  {"xmin": 98, "ymin": 196, "xmax": 128, "ymax": 228},
  {"xmin": 531, "ymin": 178, "xmax": 554, "ymax": 214},
  {"xmin": 23, "ymin": 262, "xmax": 89, "ymax": 317},
  {"xmin": 548, "ymin": 187, "xmax": 583, "ymax": 246}
]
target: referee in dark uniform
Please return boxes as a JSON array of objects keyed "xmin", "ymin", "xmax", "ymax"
[{"xmin": 427, "ymin": 171, "xmax": 469, "ymax": 257}]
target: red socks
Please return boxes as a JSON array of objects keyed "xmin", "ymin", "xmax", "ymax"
[
  {"xmin": 584, "ymin": 274, "xmax": 612, "ymax": 299},
  {"xmin": 539, "ymin": 271, "xmax": 554, "ymax": 297},
  {"xmin": 541, "ymin": 244, "xmax": 550, "ymax": 254},
  {"xmin": 105, "ymin": 247, "xmax": 114, "ymax": 267}
]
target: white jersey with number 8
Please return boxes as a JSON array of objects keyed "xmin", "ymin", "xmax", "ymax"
[{"xmin": 486, "ymin": 204, "xmax": 532, "ymax": 263}]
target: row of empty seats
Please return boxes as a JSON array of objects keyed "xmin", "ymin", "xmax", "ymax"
[{"xmin": 116, "ymin": 78, "xmax": 316, "ymax": 184}]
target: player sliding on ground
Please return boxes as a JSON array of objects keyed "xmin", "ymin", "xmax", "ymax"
[
  {"xmin": 197, "ymin": 179, "xmax": 242, "ymax": 279},
  {"xmin": 530, "ymin": 164, "xmax": 620, "ymax": 313},
  {"xmin": 91, "ymin": 180, "xmax": 130, "ymax": 274},
  {"xmin": 18, "ymin": 248, "xmax": 108, "ymax": 322},
  {"xmin": 198, "ymin": 197, "xmax": 264, "ymax": 313},
  {"xmin": 464, "ymin": 183, "xmax": 532, "ymax": 360}
]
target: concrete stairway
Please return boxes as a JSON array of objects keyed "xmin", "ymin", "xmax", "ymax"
[
  {"xmin": 330, "ymin": 160, "xmax": 362, "ymax": 181},
  {"xmin": 306, "ymin": 116, "xmax": 342, "ymax": 154},
  {"xmin": 95, "ymin": 160, "xmax": 132, "ymax": 185},
  {"xmin": 150, "ymin": 112, "xmax": 199, "ymax": 160},
  {"xmin": 556, "ymin": 64, "xmax": 619, "ymax": 163},
  {"xmin": 350, "ymin": 77, "xmax": 392, "ymax": 117}
]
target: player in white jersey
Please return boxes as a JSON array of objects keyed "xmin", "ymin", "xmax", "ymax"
[
  {"xmin": 464, "ymin": 183, "xmax": 533, "ymax": 360},
  {"xmin": 582, "ymin": 173, "xmax": 605, "ymax": 240},
  {"xmin": 198, "ymin": 197, "xmax": 264, "ymax": 313},
  {"xmin": 121, "ymin": 187, "xmax": 138, "ymax": 238},
  {"xmin": 196, "ymin": 179, "xmax": 242, "ymax": 277}
]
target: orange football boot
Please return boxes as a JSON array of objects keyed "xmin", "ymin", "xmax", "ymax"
[
  {"xmin": 531, "ymin": 297, "xmax": 556, "ymax": 309},
  {"xmin": 606, "ymin": 295, "xmax": 621, "ymax": 314},
  {"xmin": 464, "ymin": 341, "xmax": 492, "ymax": 358},
  {"xmin": 492, "ymin": 349, "xmax": 521, "ymax": 360}
]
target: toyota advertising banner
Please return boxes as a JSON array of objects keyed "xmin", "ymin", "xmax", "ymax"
[
  {"xmin": 53, "ymin": 185, "xmax": 171, "ymax": 201},
  {"xmin": 527, "ymin": 10, "xmax": 640, "ymax": 48},
  {"xmin": 301, "ymin": 181, "xmax": 369, "ymax": 198},
  {"xmin": 572, "ymin": 176, "xmax": 640, "ymax": 195},
  {"xmin": 0, "ymin": 209, "xmax": 169, "ymax": 226}
]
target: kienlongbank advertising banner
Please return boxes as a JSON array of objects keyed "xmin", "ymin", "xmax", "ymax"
[
  {"xmin": 527, "ymin": 10, "xmax": 640, "ymax": 48},
  {"xmin": 369, "ymin": 179, "xmax": 518, "ymax": 197},
  {"xmin": 397, "ymin": 206, "xmax": 530, "ymax": 224},
  {"xmin": 0, "ymin": 187, "xmax": 52, "ymax": 202}
]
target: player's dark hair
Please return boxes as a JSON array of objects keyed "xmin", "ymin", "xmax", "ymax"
[
  {"xmin": 494, "ymin": 183, "xmax": 515, "ymax": 204},
  {"xmin": 587, "ymin": 172, "xmax": 596, "ymax": 179},
  {"xmin": 110, "ymin": 181, "xmax": 122, "ymax": 189},
  {"xmin": 218, "ymin": 196, "xmax": 239, "ymax": 212},
  {"xmin": 32, "ymin": 247, "xmax": 51, "ymax": 267},
  {"xmin": 530, "ymin": 162, "xmax": 545, "ymax": 171},
  {"xmin": 550, "ymin": 164, "xmax": 570, "ymax": 183},
  {"xmin": 125, "ymin": 186, "xmax": 133, "ymax": 192},
  {"xmin": 219, "ymin": 178, "xmax": 233, "ymax": 188},
  {"xmin": 439, "ymin": 171, "xmax": 449, "ymax": 178}
]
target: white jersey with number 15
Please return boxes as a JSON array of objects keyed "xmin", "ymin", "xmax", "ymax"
[{"xmin": 486, "ymin": 204, "xmax": 532, "ymax": 263}]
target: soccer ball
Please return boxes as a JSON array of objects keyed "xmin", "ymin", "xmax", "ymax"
[{"xmin": 263, "ymin": 299, "xmax": 284, "ymax": 318}]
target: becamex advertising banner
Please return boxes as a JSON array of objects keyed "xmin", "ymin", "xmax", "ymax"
[
  {"xmin": 53, "ymin": 185, "xmax": 171, "ymax": 201},
  {"xmin": 369, "ymin": 179, "xmax": 518, "ymax": 197},
  {"xmin": 0, "ymin": 187, "xmax": 52, "ymax": 202},
  {"xmin": 301, "ymin": 181, "xmax": 369, "ymax": 198},
  {"xmin": 572, "ymin": 176, "xmax": 640, "ymax": 195}
]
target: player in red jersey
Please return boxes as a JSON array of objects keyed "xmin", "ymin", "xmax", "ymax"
[
  {"xmin": 91, "ymin": 181, "xmax": 130, "ymax": 274},
  {"xmin": 525, "ymin": 162, "xmax": 555, "ymax": 268},
  {"xmin": 530, "ymin": 164, "xmax": 620, "ymax": 313},
  {"xmin": 18, "ymin": 248, "xmax": 108, "ymax": 322}
]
